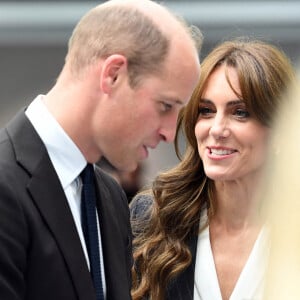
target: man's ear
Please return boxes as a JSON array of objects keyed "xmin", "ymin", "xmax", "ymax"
[{"xmin": 100, "ymin": 54, "xmax": 128, "ymax": 94}]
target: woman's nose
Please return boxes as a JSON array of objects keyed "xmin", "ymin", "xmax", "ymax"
[{"xmin": 209, "ymin": 115, "xmax": 230, "ymax": 139}]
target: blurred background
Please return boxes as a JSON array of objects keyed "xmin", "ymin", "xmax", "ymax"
[{"xmin": 1, "ymin": 0, "xmax": 300, "ymax": 197}]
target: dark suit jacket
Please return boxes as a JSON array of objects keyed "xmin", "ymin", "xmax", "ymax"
[
  {"xmin": 0, "ymin": 110, "xmax": 132, "ymax": 300},
  {"xmin": 130, "ymin": 195, "xmax": 198, "ymax": 300}
]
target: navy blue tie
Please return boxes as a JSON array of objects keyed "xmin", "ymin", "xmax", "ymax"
[{"xmin": 81, "ymin": 163, "xmax": 104, "ymax": 300}]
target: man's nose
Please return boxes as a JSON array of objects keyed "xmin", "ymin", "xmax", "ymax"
[{"xmin": 158, "ymin": 114, "xmax": 178, "ymax": 143}]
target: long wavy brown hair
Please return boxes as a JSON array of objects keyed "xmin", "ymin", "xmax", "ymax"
[{"xmin": 130, "ymin": 38, "xmax": 295, "ymax": 300}]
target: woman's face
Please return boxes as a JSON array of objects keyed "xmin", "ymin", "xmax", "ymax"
[{"xmin": 195, "ymin": 65, "xmax": 270, "ymax": 182}]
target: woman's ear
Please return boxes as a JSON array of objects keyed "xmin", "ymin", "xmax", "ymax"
[{"xmin": 100, "ymin": 54, "xmax": 128, "ymax": 94}]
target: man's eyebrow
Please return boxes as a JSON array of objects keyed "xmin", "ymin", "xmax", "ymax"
[{"xmin": 160, "ymin": 96, "xmax": 185, "ymax": 106}]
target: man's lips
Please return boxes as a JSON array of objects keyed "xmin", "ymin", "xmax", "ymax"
[{"xmin": 140, "ymin": 144, "xmax": 158, "ymax": 159}]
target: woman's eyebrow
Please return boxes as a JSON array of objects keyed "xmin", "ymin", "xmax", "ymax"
[{"xmin": 199, "ymin": 98, "xmax": 244, "ymax": 106}]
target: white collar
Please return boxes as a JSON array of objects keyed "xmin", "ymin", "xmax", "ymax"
[{"xmin": 25, "ymin": 95, "xmax": 86, "ymax": 188}]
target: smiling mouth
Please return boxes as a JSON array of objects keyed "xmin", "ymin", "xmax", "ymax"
[{"xmin": 209, "ymin": 148, "xmax": 236, "ymax": 155}]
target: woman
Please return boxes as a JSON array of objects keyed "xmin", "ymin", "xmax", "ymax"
[{"xmin": 130, "ymin": 38, "xmax": 296, "ymax": 300}]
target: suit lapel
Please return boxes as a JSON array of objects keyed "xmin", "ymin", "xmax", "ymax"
[
  {"xmin": 7, "ymin": 111, "xmax": 96, "ymax": 300},
  {"xmin": 28, "ymin": 160, "xmax": 96, "ymax": 300}
]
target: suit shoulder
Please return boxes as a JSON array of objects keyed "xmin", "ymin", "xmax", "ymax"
[
  {"xmin": 94, "ymin": 165, "xmax": 130, "ymax": 209},
  {"xmin": 94, "ymin": 165, "xmax": 122, "ymax": 191},
  {"xmin": 0, "ymin": 127, "xmax": 14, "ymax": 157}
]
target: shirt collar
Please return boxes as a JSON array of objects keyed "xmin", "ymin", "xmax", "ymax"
[{"xmin": 25, "ymin": 95, "xmax": 86, "ymax": 188}]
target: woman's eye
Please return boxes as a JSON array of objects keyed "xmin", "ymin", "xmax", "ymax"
[
  {"xmin": 198, "ymin": 107, "xmax": 214, "ymax": 116},
  {"xmin": 234, "ymin": 108, "xmax": 250, "ymax": 118}
]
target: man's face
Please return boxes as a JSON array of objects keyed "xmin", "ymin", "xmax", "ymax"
[{"xmin": 97, "ymin": 51, "xmax": 200, "ymax": 172}]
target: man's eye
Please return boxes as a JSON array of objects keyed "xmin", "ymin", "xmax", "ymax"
[{"xmin": 161, "ymin": 102, "xmax": 173, "ymax": 112}]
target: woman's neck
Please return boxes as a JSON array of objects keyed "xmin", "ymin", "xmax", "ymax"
[{"xmin": 210, "ymin": 178, "xmax": 263, "ymax": 231}]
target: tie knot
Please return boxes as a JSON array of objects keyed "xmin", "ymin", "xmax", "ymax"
[{"xmin": 80, "ymin": 163, "xmax": 94, "ymax": 184}]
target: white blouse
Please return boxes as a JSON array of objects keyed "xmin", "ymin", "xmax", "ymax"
[{"xmin": 193, "ymin": 224, "xmax": 269, "ymax": 300}]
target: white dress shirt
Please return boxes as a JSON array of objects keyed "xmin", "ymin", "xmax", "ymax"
[
  {"xmin": 25, "ymin": 95, "xmax": 107, "ymax": 297},
  {"xmin": 194, "ymin": 213, "xmax": 269, "ymax": 300}
]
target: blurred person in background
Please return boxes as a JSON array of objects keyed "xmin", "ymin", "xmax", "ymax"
[
  {"xmin": 130, "ymin": 38, "xmax": 295, "ymax": 300},
  {"xmin": 0, "ymin": 0, "xmax": 202, "ymax": 299},
  {"xmin": 261, "ymin": 73, "xmax": 300, "ymax": 300}
]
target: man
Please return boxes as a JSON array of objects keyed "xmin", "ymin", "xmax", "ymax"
[{"xmin": 0, "ymin": 0, "xmax": 201, "ymax": 299}]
